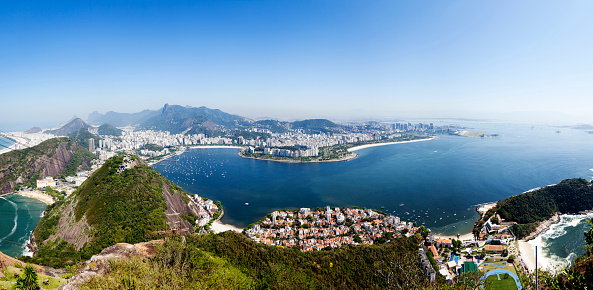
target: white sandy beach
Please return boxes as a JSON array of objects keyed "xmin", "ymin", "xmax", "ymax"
[
  {"xmin": 347, "ymin": 136, "xmax": 437, "ymax": 152},
  {"xmin": 515, "ymin": 213, "xmax": 561, "ymax": 272},
  {"xmin": 211, "ymin": 220, "xmax": 243, "ymax": 233},
  {"xmin": 189, "ymin": 145, "xmax": 244, "ymax": 149},
  {"xmin": 0, "ymin": 142, "xmax": 18, "ymax": 155},
  {"xmin": 434, "ymin": 232, "xmax": 474, "ymax": 242},
  {"xmin": 15, "ymin": 190, "xmax": 55, "ymax": 205},
  {"xmin": 518, "ymin": 240, "xmax": 540, "ymax": 271}
]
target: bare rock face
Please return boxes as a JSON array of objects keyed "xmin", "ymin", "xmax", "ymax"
[
  {"xmin": 58, "ymin": 240, "xmax": 163, "ymax": 290},
  {"xmin": 162, "ymin": 183, "xmax": 194, "ymax": 233},
  {"xmin": 45, "ymin": 199, "xmax": 92, "ymax": 251},
  {"xmin": 38, "ymin": 141, "xmax": 74, "ymax": 178}
]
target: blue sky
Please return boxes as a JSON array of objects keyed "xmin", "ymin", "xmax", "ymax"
[{"xmin": 1, "ymin": 1, "xmax": 593, "ymax": 129}]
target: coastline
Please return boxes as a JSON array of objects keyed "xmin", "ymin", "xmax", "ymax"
[
  {"xmin": 516, "ymin": 213, "xmax": 560, "ymax": 272},
  {"xmin": 433, "ymin": 232, "xmax": 474, "ymax": 243},
  {"xmin": 13, "ymin": 190, "xmax": 55, "ymax": 205},
  {"xmin": 211, "ymin": 220, "xmax": 243, "ymax": 233},
  {"xmin": 523, "ymin": 213, "xmax": 560, "ymax": 242},
  {"xmin": 0, "ymin": 140, "xmax": 19, "ymax": 155},
  {"xmin": 347, "ymin": 136, "xmax": 437, "ymax": 152},
  {"xmin": 518, "ymin": 240, "xmax": 540, "ymax": 271}
]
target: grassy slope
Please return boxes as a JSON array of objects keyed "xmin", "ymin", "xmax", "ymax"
[
  {"xmin": 0, "ymin": 266, "xmax": 66, "ymax": 290},
  {"xmin": 80, "ymin": 232, "xmax": 489, "ymax": 289}
]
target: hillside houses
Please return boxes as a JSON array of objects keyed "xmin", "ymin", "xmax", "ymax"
[{"xmin": 245, "ymin": 207, "xmax": 419, "ymax": 251}]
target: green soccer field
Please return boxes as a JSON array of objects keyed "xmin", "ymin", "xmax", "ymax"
[{"xmin": 485, "ymin": 275, "xmax": 518, "ymax": 290}]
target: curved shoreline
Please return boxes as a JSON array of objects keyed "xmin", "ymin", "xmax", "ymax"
[
  {"xmin": 211, "ymin": 210, "xmax": 243, "ymax": 233},
  {"xmin": 0, "ymin": 138, "xmax": 19, "ymax": 155},
  {"xmin": 347, "ymin": 136, "xmax": 437, "ymax": 152},
  {"xmin": 517, "ymin": 215, "xmax": 561, "ymax": 272},
  {"xmin": 14, "ymin": 191, "xmax": 55, "ymax": 205},
  {"xmin": 0, "ymin": 190, "xmax": 55, "ymax": 205}
]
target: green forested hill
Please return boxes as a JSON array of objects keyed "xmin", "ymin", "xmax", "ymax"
[
  {"xmin": 0, "ymin": 138, "xmax": 95, "ymax": 193},
  {"xmin": 291, "ymin": 119, "xmax": 341, "ymax": 133},
  {"xmin": 68, "ymin": 128, "xmax": 101, "ymax": 151},
  {"xmin": 81, "ymin": 232, "xmax": 480, "ymax": 289},
  {"xmin": 495, "ymin": 178, "xmax": 593, "ymax": 238},
  {"xmin": 26, "ymin": 155, "xmax": 193, "ymax": 267},
  {"xmin": 97, "ymin": 123, "xmax": 123, "ymax": 136}
]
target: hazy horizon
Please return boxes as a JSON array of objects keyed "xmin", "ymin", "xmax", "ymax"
[{"xmin": 2, "ymin": 1, "xmax": 593, "ymax": 129}]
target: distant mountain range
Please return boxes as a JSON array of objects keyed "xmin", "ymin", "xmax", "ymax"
[
  {"xmin": 87, "ymin": 109, "xmax": 159, "ymax": 127},
  {"xmin": 86, "ymin": 104, "xmax": 342, "ymax": 135}
]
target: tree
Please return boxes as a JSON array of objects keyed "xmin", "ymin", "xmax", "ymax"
[
  {"xmin": 15, "ymin": 265, "xmax": 40, "ymax": 290},
  {"xmin": 453, "ymin": 270, "xmax": 487, "ymax": 290},
  {"xmin": 507, "ymin": 254, "xmax": 516, "ymax": 263},
  {"xmin": 375, "ymin": 252, "xmax": 431, "ymax": 290}
]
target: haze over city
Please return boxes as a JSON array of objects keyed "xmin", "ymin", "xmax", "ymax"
[{"xmin": 2, "ymin": 1, "xmax": 593, "ymax": 130}]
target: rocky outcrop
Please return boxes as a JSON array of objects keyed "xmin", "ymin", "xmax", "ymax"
[
  {"xmin": 37, "ymin": 141, "xmax": 76, "ymax": 179},
  {"xmin": 0, "ymin": 138, "xmax": 90, "ymax": 194},
  {"xmin": 162, "ymin": 183, "xmax": 194, "ymax": 233},
  {"xmin": 45, "ymin": 199, "xmax": 92, "ymax": 251},
  {"xmin": 58, "ymin": 240, "xmax": 163, "ymax": 290}
]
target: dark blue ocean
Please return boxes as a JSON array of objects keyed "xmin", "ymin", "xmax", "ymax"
[{"xmin": 153, "ymin": 122, "xmax": 593, "ymax": 265}]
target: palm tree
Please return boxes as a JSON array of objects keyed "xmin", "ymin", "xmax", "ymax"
[{"xmin": 15, "ymin": 265, "xmax": 40, "ymax": 290}]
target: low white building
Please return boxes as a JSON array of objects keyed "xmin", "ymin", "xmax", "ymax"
[{"xmin": 36, "ymin": 177, "xmax": 56, "ymax": 188}]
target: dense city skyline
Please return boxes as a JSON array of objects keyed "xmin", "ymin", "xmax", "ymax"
[{"xmin": 2, "ymin": 1, "xmax": 593, "ymax": 130}]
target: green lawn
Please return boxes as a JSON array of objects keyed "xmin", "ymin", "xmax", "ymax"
[
  {"xmin": 486, "ymin": 275, "xmax": 518, "ymax": 290},
  {"xmin": 1, "ymin": 266, "xmax": 66, "ymax": 289},
  {"xmin": 480, "ymin": 260, "xmax": 520, "ymax": 278}
]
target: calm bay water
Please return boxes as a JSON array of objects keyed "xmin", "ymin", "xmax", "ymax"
[
  {"xmin": 1, "ymin": 123, "xmax": 591, "ymax": 264},
  {"xmin": 153, "ymin": 123, "xmax": 593, "ymax": 264}
]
